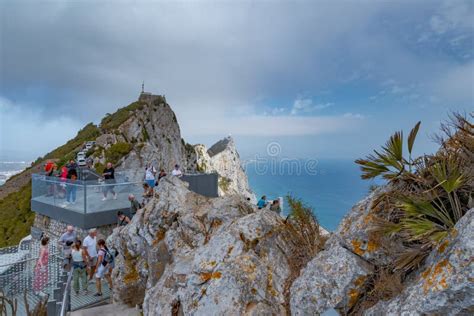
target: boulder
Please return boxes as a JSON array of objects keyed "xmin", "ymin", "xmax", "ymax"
[
  {"xmin": 290, "ymin": 237, "xmax": 374, "ymax": 315},
  {"xmin": 110, "ymin": 176, "xmax": 293, "ymax": 315},
  {"xmin": 365, "ymin": 208, "xmax": 474, "ymax": 315},
  {"xmin": 335, "ymin": 188, "xmax": 398, "ymax": 266}
]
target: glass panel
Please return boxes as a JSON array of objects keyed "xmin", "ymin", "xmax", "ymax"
[
  {"xmin": 31, "ymin": 175, "xmax": 86, "ymax": 214},
  {"xmin": 86, "ymin": 181, "xmax": 143, "ymax": 214}
]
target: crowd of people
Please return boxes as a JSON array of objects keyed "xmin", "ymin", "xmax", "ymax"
[{"xmin": 33, "ymin": 226, "xmax": 116, "ymax": 298}]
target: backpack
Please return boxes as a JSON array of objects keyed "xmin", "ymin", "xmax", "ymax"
[{"xmin": 102, "ymin": 248, "xmax": 119, "ymax": 266}]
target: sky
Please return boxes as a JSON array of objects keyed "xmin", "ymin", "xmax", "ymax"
[{"xmin": 0, "ymin": 0, "xmax": 473, "ymax": 162}]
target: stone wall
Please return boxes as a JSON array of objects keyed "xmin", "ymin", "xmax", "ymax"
[{"xmin": 33, "ymin": 213, "xmax": 115, "ymax": 241}]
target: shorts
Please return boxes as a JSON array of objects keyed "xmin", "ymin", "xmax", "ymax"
[
  {"xmin": 146, "ymin": 179, "xmax": 155, "ymax": 188},
  {"xmin": 88, "ymin": 256, "xmax": 98, "ymax": 267},
  {"xmin": 95, "ymin": 264, "xmax": 109, "ymax": 279}
]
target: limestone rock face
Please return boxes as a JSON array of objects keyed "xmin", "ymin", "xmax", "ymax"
[
  {"xmin": 110, "ymin": 176, "xmax": 293, "ymax": 315},
  {"xmin": 192, "ymin": 137, "xmax": 255, "ymax": 200},
  {"xmin": 290, "ymin": 237, "xmax": 374, "ymax": 315},
  {"xmin": 335, "ymin": 188, "xmax": 398, "ymax": 266},
  {"xmin": 365, "ymin": 208, "xmax": 474, "ymax": 316},
  {"xmin": 116, "ymin": 96, "xmax": 186, "ymax": 181}
]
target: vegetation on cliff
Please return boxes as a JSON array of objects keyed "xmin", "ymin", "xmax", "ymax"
[
  {"xmin": 0, "ymin": 182, "xmax": 35, "ymax": 247},
  {"xmin": 352, "ymin": 113, "xmax": 473, "ymax": 313},
  {"xmin": 100, "ymin": 101, "xmax": 146, "ymax": 131}
]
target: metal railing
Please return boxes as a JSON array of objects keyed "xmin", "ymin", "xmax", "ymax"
[{"xmin": 60, "ymin": 268, "xmax": 73, "ymax": 316}]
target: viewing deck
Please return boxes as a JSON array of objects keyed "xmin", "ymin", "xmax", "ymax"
[{"xmin": 31, "ymin": 172, "xmax": 218, "ymax": 229}]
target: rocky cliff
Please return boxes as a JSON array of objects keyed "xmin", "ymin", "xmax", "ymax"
[{"xmin": 106, "ymin": 113, "xmax": 473, "ymax": 315}]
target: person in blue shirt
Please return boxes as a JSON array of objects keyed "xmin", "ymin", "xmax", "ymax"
[{"xmin": 257, "ymin": 196, "xmax": 268, "ymax": 209}]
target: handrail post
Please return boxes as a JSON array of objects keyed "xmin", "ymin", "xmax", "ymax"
[{"xmin": 84, "ymin": 181, "xmax": 87, "ymax": 214}]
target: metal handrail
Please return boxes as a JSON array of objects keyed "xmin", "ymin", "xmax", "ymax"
[
  {"xmin": 0, "ymin": 252, "xmax": 62, "ymax": 268},
  {"xmin": 60, "ymin": 267, "xmax": 74, "ymax": 316}
]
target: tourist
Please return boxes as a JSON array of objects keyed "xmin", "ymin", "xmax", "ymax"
[
  {"xmin": 44, "ymin": 160, "xmax": 56, "ymax": 196},
  {"xmin": 83, "ymin": 228, "xmax": 98, "ymax": 281},
  {"xmin": 67, "ymin": 159, "xmax": 78, "ymax": 171},
  {"xmin": 142, "ymin": 182, "xmax": 154, "ymax": 205},
  {"xmin": 171, "ymin": 164, "xmax": 183, "ymax": 177},
  {"xmin": 33, "ymin": 236, "xmax": 50, "ymax": 295},
  {"xmin": 128, "ymin": 194, "xmax": 141, "ymax": 216},
  {"xmin": 72, "ymin": 240, "xmax": 89, "ymax": 295},
  {"xmin": 59, "ymin": 225, "xmax": 77, "ymax": 269},
  {"xmin": 66, "ymin": 163, "xmax": 78, "ymax": 204},
  {"xmin": 117, "ymin": 211, "xmax": 131, "ymax": 227},
  {"xmin": 257, "ymin": 196, "xmax": 268, "ymax": 209},
  {"xmin": 102, "ymin": 162, "xmax": 117, "ymax": 201},
  {"xmin": 144, "ymin": 164, "xmax": 156, "ymax": 188},
  {"xmin": 95, "ymin": 239, "xmax": 113, "ymax": 297},
  {"xmin": 270, "ymin": 199, "xmax": 281, "ymax": 214},
  {"xmin": 156, "ymin": 168, "xmax": 167, "ymax": 186}
]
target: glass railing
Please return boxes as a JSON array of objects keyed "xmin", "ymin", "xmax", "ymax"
[{"xmin": 31, "ymin": 174, "xmax": 143, "ymax": 214}]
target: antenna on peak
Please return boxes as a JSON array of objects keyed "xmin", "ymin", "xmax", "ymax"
[{"xmin": 141, "ymin": 81, "xmax": 145, "ymax": 93}]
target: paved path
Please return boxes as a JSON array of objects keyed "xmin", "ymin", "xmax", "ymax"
[{"xmin": 69, "ymin": 303, "xmax": 140, "ymax": 316}]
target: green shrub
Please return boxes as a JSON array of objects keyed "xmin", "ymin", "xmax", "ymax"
[
  {"xmin": 100, "ymin": 101, "xmax": 146, "ymax": 131},
  {"xmin": 104, "ymin": 142, "xmax": 132, "ymax": 165},
  {"xmin": 358, "ymin": 114, "xmax": 473, "ymax": 271},
  {"xmin": 0, "ymin": 182, "xmax": 35, "ymax": 247},
  {"xmin": 142, "ymin": 127, "xmax": 149, "ymax": 142}
]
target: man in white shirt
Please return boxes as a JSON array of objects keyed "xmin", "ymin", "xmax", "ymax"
[
  {"xmin": 83, "ymin": 228, "xmax": 98, "ymax": 281},
  {"xmin": 171, "ymin": 164, "xmax": 183, "ymax": 177}
]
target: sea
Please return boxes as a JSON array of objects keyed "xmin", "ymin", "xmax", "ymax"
[
  {"xmin": 1, "ymin": 159, "xmax": 377, "ymax": 231},
  {"xmin": 245, "ymin": 159, "xmax": 380, "ymax": 231},
  {"xmin": 0, "ymin": 161, "xmax": 30, "ymax": 186}
]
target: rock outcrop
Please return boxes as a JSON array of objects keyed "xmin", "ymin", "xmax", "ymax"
[
  {"xmin": 109, "ymin": 176, "xmax": 294, "ymax": 315},
  {"xmin": 290, "ymin": 237, "xmax": 374, "ymax": 315},
  {"xmin": 114, "ymin": 95, "xmax": 186, "ymax": 181},
  {"xmin": 365, "ymin": 208, "xmax": 474, "ymax": 316},
  {"xmin": 190, "ymin": 136, "xmax": 255, "ymax": 200}
]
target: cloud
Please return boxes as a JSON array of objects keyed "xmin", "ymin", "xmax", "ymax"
[
  {"xmin": 0, "ymin": 96, "xmax": 83, "ymax": 159},
  {"xmin": 182, "ymin": 113, "xmax": 364, "ymax": 137},
  {"xmin": 0, "ymin": 0, "xmax": 472, "ymax": 159},
  {"xmin": 291, "ymin": 98, "xmax": 333, "ymax": 115}
]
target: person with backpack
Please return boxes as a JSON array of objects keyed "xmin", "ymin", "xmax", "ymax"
[
  {"xmin": 72, "ymin": 240, "xmax": 89, "ymax": 295},
  {"xmin": 117, "ymin": 211, "xmax": 131, "ymax": 227},
  {"xmin": 94, "ymin": 239, "xmax": 114, "ymax": 297}
]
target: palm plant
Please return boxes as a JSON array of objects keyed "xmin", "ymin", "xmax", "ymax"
[{"xmin": 355, "ymin": 121, "xmax": 421, "ymax": 180}]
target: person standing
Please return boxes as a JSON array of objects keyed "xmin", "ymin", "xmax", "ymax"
[
  {"xmin": 66, "ymin": 163, "xmax": 78, "ymax": 205},
  {"xmin": 71, "ymin": 240, "xmax": 89, "ymax": 295},
  {"xmin": 144, "ymin": 164, "xmax": 156, "ymax": 188},
  {"xmin": 33, "ymin": 237, "xmax": 50, "ymax": 294},
  {"xmin": 44, "ymin": 160, "xmax": 57, "ymax": 196},
  {"xmin": 171, "ymin": 164, "xmax": 183, "ymax": 177},
  {"xmin": 128, "ymin": 194, "xmax": 141, "ymax": 217},
  {"xmin": 102, "ymin": 162, "xmax": 117, "ymax": 201},
  {"xmin": 59, "ymin": 225, "xmax": 77, "ymax": 269},
  {"xmin": 95, "ymin": 239, "xmax": 113, "ymax": 297},
  {"xmin": 83, "ymin": 228, "xmax": 98, "ymax": 281}
]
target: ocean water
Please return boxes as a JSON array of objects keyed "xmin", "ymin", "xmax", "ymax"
[
  {"xmin": 1, "ymin": 159, "xmax": 374, "ymax": 231},
  {"xmin": 0, "ymin": 161, "xmax": 30, "ymax": 185},
  {"xmin": 245, "ymin": 159, "xmax": 379, "ymax": 231}
]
